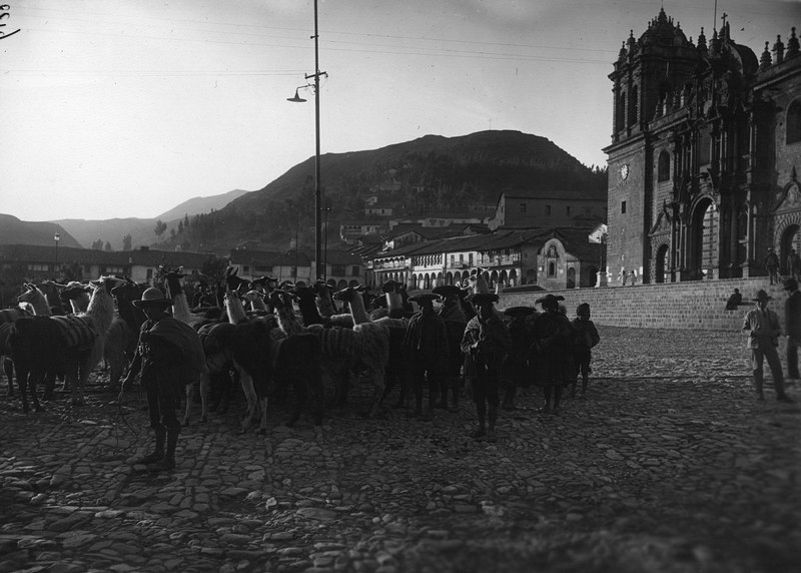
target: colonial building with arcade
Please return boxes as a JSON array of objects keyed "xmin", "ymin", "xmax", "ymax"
[{"xmin": 604, "ymin": 9, "xmax": 801, "ymax": 285}]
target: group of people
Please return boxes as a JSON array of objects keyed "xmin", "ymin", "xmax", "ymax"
[
  {"xmin": 403, "ymin": 286, "xmax": 600, "ymax": 442},
  {"xmin": 763, "ymin": 247, "xmax": 801, "ymax": 286}
]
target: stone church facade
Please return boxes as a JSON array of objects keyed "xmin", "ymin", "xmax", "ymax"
[{"xmin": 604, "ymin": 9, "xmax": 801, "ymax": 285}]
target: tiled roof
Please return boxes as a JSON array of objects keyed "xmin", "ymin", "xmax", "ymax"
[
  {"xmin": 500, "ymin": 188, "xmax": 607, "ymax": 202},
  {"xmin": 229, "ymin": 248, "xmax": 311, "ymax": 267}
]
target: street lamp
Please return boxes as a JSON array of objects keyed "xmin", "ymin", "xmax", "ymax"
[
  {"xmin": 54, "ymin": 232, "xmax": 60, "ymax": 277},
  {"xmin": 288, "ymin": 0, "xmax": 327, "ymax": 281}
]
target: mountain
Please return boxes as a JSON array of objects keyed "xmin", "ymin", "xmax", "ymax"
[
  {"xmin": 155, "ymin": 189, "xmax": 249, "ymax": 221},
  {"xmin": 52, "ymin": 189, "xmax": 250, "ymax": 250},
  {"xmin": 162, "ymin": 130, "xmax": 607, "ymax": 253},
  {"xmin": 0, "ymin": 214, "xmax": 82, "ymax": 248}
]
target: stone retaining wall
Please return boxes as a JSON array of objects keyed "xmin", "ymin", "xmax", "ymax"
[{"xmin": 500, "ymin": 278, "xmax": 790, "ymax": 330}]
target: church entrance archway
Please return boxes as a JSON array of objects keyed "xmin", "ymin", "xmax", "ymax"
[
  {"xmin": 655, "ymin": 244, "xmax": 669, "ymax": 283},
  {"xmin": 691, "ymin": 199, "xmax": 718, "ymax": 279},
  {"xmin": 781, "ymin": 224, "xmax": 801, "ymax": 274}
]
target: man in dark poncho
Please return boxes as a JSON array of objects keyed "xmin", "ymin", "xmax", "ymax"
[
  {"xmin": 531, "ymin": 294, "xmax": 572, "ymax": 413},
  {"xmin": 403, "ymin": 292, "xmax": 449, "ymax": 418},
  {"xmin": 118, "ymin": 287, "xmax": 204, "ymax": 472},
  {"xmin": 433, "ymin": 285, "xmax": 469, "ymax": 410},
  {"xmin": 501, "ymin": 306, "xmax": 539, "ymax": 410},
  {"xmin": 460, "ymin": 293, "xmax": 511, "ymax": 440}
]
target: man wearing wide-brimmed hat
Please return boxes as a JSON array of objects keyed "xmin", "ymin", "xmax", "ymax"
[
  {"xmin": 119, "ymin": 287, "xmax": 188, "ymax": 471},
  {"xmin": 743, "ymin": 289, "xmax": 794, "ymax": 403},
  {"xmin": 403, "ymin": 291, "xmax": 449, "ymax": 418},
  {"xmin": 433, "ymin": 284, "xmax": 471, "ymax": 410},
  {"xmin": 531, "ymin": 293, "xmax": 573, "ymax": 413},
  {"xmin": 460, "ymin": 292, "xmax": 510, "ymax": 440}
]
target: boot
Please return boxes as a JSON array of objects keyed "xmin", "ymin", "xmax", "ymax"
[
  {"xmin": 148, "ymin": 427, "xmax": 178, "ymax": 472},
  {"xmin": 753, "ymin": 371, "xmax": 765, "ymax": 401},
  {"xmin": 133, "ymin": 426, "xmax": 165, "ymax": 465}
]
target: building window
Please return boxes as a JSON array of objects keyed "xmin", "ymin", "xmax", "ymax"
[
  {"xmin": 621, "ymin": 201, "xmax": 627, "ymax": 214},
  {"xmin": 519, "ymin": 203, "xmax": 527, "ymax": 214},
  {"xmin": 254, "ymin": 265, "xmax": 272, "ymax": 272},
  {"xmin": 332, "ymin": 265, "xmax": 346, "ymax": 276},
  {"xmin": 629, "ymin": 85, "xmax": 638, "ymax": 126},
  {"xmin": 788, "ymin": 99, "xmax": 801, "ymax": 144},
  {"xmin": 468, "ymin": 253, "xmax": 474, "ymax": 265},
  {"xmin": 351, "ymin": 266, "xmax": 360, "ymax": 276},
  {"xmin": 548, "ymin": 262, "xmax": 556, "ymax": 277},
  {"xmin": 658, "ymin": 150, "xmax": 671, "ymax": 181},
  {"xmin": 545, "ymin": 205, "xmax": 552, "ymax": 216},
  {"xmin": 243, "ymin": 266, "xmax": 250, "ymax": 273},
  {"xmin": 146, "ymin": 268, "xmax": 153, "ymax": 280}
]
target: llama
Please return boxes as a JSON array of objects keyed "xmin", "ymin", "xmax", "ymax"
[
  {"xmin": 333, "ymin": 286, "xmax": 397, "ymax": 417},
  {"xmin": 1, "ymin": 285, "xmax": 50, "ymax": 396},
  {"xmin": 104, "ymin": 280, "xmax": 147, "ymax": 391},
  {"xmin": 11, "ymin": 276, "xmax": 120, "ymax": 411},
  {"xmin": 313, "ymin": 281, "xmax": 339, "ymax": 318},
  {"xmin": 224, "ymin": 290, "xmax": 322, "ymax": 432},
  {"xmin": 61, "ymin": 281, "xmax": 91, "ymax": 314},
  {"xmin": 272, "ymin": 288, "xmax": 354, "ymax": 408},
  {"xmin": 38, "ymin": 281, "xmax": 67, "ymax": 315},
  {"xmin": 17, "ymin": 284, "xmax": 51, "ymax": 316}
]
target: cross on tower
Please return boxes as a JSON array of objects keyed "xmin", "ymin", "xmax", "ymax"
[{"xmin": 721, "ymin": 12, "xmax": 727, "ymax": 29}]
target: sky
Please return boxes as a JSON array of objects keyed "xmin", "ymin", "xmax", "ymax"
[{"xmin": 2, "ymin": 0, "xmax": 800, "ymax": 221}]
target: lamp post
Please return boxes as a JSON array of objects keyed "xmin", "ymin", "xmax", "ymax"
[
  {"xmin": 54, "ymin": 232, "xmax": 60, "ymax": 278},
  {"xmin": 288, "ymin": 0, "xmax": 327, "ymax": 281}
]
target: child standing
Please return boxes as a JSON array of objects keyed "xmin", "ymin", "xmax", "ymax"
[{"xmin": 570, "ymin": 303, "xmax": 600, "ymax": 398}]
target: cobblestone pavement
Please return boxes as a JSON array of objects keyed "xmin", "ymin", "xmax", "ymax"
[{"xmin": 1, "ymin": 327, "xmax": 800, "ymax": 573}]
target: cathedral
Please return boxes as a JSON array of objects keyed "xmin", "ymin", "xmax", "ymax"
[{"xmin": 604, "ymin": 9, "xmax": 801, "ymax": 285}]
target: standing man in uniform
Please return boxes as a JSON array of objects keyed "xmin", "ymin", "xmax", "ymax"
[
  {"xmin": 743, "ymin": 289, "xmax": 794, "ymax": 403},
  {"xmin": 118, "ymin": 287, "xmax": 203, "ymax": 471}
]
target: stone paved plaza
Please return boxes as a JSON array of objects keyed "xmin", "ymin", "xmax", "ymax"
[{"xmin": 1, "ymin": 326, "xmax": 799, "ymax": 573}]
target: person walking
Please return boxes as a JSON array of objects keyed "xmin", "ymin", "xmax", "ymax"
[
  {"xmin": 765, "ymin": 248, "xmax": 780, "ymax": 285},
  {"xmin": 784, "ymin": 278, "xmax": 801, "ymax": 380},
  {"xmin": 403, "ymin": 291, "xmax": 449, "ymax": 419},
  {"xmin": 460, "ymin": 292, "xmax": 510, "ymax": 441},
  {"xmin": 742, "ymin": 289, "xmax": 794, "ymax": 403},
  {"xmin": 500, "ymin": 306, "xmax": 538, "ymax": 410},
  {"xmin": 118, "ymin": 287, "xmax": 204, "ymax": 471}
]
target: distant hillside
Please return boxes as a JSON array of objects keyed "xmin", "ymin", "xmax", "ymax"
[
  {"xmin": 160, "ymin": 130, "xmax": 607, "ymax": 253},
  {"xmin": 156, "ymin": 189, "xmax": 249, "ymax": 221},
  {"xmin": 52, "ymin": 188, "xmax": 250, "ymax": 250},
  {"xmin": 0, "ymin": 214, "xmax": 81, "ymax": 248}
]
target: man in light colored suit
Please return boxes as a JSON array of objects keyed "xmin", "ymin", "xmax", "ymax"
[{"xmin": 743, "ymin": 289, "xmax": 793, "ymax": 403}]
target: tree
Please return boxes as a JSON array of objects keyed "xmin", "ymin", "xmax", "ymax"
[
  {"xmin": 170, "ymin": 228, "xmax": 176, "ymax": 239},
  {"xmin": 91, "ymin": 239, "xmax": 104, "ymax": 250},
  {"xmin": 104, "ymin": 241, "xmax": 112, "ymax": 251},
  {"xmin": 154, "ymin": 219, "xmax": 167, "ymax": 238},
  {"xmin": 122, "ymin": 234, "xmax": 132, "ymax": 251},
  {"xmin": 177, "ymin": 220, "xmax": 184, "ymax": 234}
]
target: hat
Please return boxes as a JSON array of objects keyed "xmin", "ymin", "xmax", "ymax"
[
  {"xmin": 432, "ymin": 285, "xmax": 464, "ymax": 298},
  {"xmin": 784, "ymin": 278, "xmax": 798, "ymax": 291},
  {"xmin": 753, "ymin": 289, "xmax": 772, "ymax": 302},
  {"xmin": 408, "ymin": 291, "xmax": 440, "ymax": 304},
  {"xmin": 577, "ymin": 302, "xmax": 591, "ymax": 315},
  {"xmin": 469, "ymin": 293, "xmax": 499, "ymax": 306},
  {"xmin": 132, "ymin": 287, "xmax": 172, "ymax": 308},
  {"xmin": 503, "ymin": 306, "xmax": 536, "ymax": 317},
  {"xmin": 535, "ymin": 294, "xmax": 565, "ymax": 307}
]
